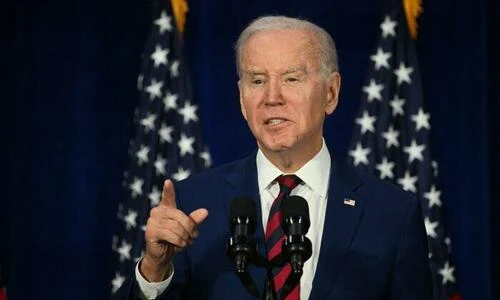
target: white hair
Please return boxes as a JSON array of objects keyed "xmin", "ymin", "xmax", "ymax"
[{"xmin": 235, "ymin": 15, "xmax": 339, "ymax": 79}]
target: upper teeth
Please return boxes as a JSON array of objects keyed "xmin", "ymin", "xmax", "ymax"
[{"xmin": 268, "ymin": 119, "xmax": 284, "ymax": 125}]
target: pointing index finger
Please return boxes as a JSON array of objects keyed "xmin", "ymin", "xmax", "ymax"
[{"xmin": 160, "ymin": 179, "xmax": 177, "ymax": 208}]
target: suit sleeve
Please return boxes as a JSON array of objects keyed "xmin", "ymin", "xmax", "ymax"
[
  {"xmin": 389, "ymin": 196, "xmax": 433, "ymax": 300},
  {"xmin": 112, "ymin": 250, "xmax": 190, "ymax": 300},
  {"xmin": 113, "ymin": 183, "xmax": 193, "ymax": 300}
]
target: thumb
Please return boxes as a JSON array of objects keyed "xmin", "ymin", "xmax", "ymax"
[{"xmin": 189, "ymin": 208, "xmax": 209, "ymax": 225}]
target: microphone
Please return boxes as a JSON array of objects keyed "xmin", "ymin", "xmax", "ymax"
[
  {"xmin": 281, "ymin": 195, "xmax": 312, "ymax": 276},
  {"xmin": 226, "ymin": 197, "xmax": 260, "ymax": 298}
]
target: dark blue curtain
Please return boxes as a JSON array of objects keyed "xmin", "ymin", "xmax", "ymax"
[{"xmin": 1, "ymin": 0, "xmax": 498, "ymax": 299}]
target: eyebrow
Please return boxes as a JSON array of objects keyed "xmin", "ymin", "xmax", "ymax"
[
  {"xmin": 243, "ymin": 66, "xmax": 307, "ymax": 77},
  {"xmin": 282, "ymin": 66, "xmax": 307, "ymax": 75}
]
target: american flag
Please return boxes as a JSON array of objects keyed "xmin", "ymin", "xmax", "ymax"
[
  {"xmin": 347, "ymin": 0, "xmax": 461, "ymax": 299},
  {"xmin": 110, "ymin": 0, "xmax": 211, "ymax": 295}
]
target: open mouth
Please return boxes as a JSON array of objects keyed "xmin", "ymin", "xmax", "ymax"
[{"xmin": 265, "ymin": 118, "xmax": 287, "ymax": 126}]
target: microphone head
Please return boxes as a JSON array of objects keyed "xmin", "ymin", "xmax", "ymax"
[
  {"xmin": 229, "ymin": 197, "xmax": 256, "ymax": 233},
  {"xmin": 281, "ymin": 195, "xmax": 310, "ymax": 232}
]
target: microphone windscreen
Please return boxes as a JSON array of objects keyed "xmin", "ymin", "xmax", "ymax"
[
  {"xmin": 281, "ymin": 195, "xmax": 310, "ymax": 230},
  {"xmin": 229, "ymin": 197, "xmax": 256, "ymax": 222}
]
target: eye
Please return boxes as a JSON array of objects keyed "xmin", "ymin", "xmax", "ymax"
[
  {"xmin": 285, "ymin": 77, "xmax": 299, "ymax": 83},
  {"xmin": 252, "ymin": 79, "xmax": 265, "ymax": 85}
]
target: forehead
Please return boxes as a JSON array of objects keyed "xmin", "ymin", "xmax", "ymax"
[{"xmin": 241, "ymin": 29, "xmax": 320, "ymax": 71}]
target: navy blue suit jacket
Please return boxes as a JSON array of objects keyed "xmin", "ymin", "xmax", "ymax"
[{"xmin": 121, "ymin": 153, "xmax": 432, "ymax": 299}]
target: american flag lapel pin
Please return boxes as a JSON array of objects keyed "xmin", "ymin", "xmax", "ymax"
[{"xmin": 343, "ymin": 198, "xmax": 356, "ymax": 207}]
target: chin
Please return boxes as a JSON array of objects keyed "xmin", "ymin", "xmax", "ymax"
[{"xmin": 261, "ymin": 141, "xmax": 294, "ymax": 153}]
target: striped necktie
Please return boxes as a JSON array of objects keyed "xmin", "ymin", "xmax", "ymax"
[{"xmin": 265, "ymin": 174, "xmax": 302, "ymax": 300}]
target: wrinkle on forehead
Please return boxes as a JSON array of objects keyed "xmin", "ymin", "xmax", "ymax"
[{"xmin": 240, "ymin": 29, "xmax": 322, "ymax": 73}]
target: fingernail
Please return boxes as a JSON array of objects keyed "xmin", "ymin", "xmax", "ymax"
[{"xmin": 193, "ymin": 231, "xmax": 199, "ymax": 238}]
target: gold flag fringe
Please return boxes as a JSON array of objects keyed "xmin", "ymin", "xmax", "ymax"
[
  {"xmin": 171, "ymin": 0, "xmax": 188, "ymax": 35},
  {"xmin": 403, "ymin": 0, "xmax": 422, "ymax": 39}
]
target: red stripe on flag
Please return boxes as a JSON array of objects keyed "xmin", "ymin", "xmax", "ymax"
[
  {"xmin": 449, "ymin": 293, "xmax": 462, "ymax": 300},
  {"xmin": 0, "ymin": 288, "xmax": 7, "ymax": 300}
]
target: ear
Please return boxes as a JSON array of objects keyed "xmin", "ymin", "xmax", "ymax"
[
  {"xmin": 324, "ymin": 72, "xmax": 341, "ymax": 115},
  {"xmin": 238, "ymin": 80, "xmax": 248, "ymax": 120}
]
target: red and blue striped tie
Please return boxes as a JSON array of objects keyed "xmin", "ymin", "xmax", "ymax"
[{"xmin": 265, "ymin": 174, "xmax": 302, "ymax": 300}]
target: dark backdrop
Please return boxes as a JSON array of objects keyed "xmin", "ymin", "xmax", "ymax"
[{"xmin": 1, "ymin": 0, "xmax": 498, "ymax": 299}]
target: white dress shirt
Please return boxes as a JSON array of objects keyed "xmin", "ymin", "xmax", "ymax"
[{"xmin": 136, "ymin": 140, "xmax": 331, "ymax": 299}]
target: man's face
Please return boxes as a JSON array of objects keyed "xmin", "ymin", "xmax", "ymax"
[{"xmin": 238, "ymin": 29, "xmax": 340, "ymax": 159}]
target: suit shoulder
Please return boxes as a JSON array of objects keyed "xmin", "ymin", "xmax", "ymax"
[
  {"xmin": 355, "ymin": 169, "xmax": 418, "ymax": 207},
  {"xmin": 177, "ymin": 156, "xmax": 251, "ymax": 185}
]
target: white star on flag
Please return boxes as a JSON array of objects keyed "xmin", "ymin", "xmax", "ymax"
[
  {"xmin": 376, "ymin": 157, "xmax": 395, "ymax": 179},
  {"xmin": 172, "ymin": 167, "xmax": 191, "ymax": 181},
  {"xmin": 154, "ymin": 10, "xmax": 172, "ymax": 34},
  {"xmin": 178, "ymin": 101, "xmax": 199, "ymax": 124},
  {"xmin": 348, "ymin": 142, "xmax": 371, "ymax": 166},
  {"xmin": 424, "ymin": 185, "xmax": 442, "ymax": 208},
  {"xmin": 117, "ymin": 240, "xmax": 132, "ymax": 262},
  {"xmin": 397, "ymin": 170, "xmax": 417, "ymax": 193},
  {"xmin": 111, "ymin": 272, "xmax": 125, "ymax": 293},
  {"xmin": 411, "ymin": 108, "xmax": 431, "ymax": 131},
  {"xmin": 140, "ymin": 113, "xmax": 156, "ymax": 132},
  {"xmin": 163, "ymin": 91, "xmax": 178, "ymax": 111},
  {"xmin": 148, "ymin": 185, "xmax": 161, "ymax": 207},
  {"xmin": 390, "ymin": 94, "xmax": 405, "ymax": 116},
  {"xmin": 438, "ymin": 261, "xmax": 456, "ymax": 284},
  {"xmin": 136, "ymin": 145, "xmax": 150, "ymax": 165},
  {"xmin": 394, "ymin": 62, "xmax": 414, "ymax": 85},
  {"xmin": 370, "ymin": 47, "xmax": 392, "ymax": 70},
  {"xmin": 129, "ymin": 177, "xmax": 143, "ymax": 197},
  {"xmin": 123, "ymin": 209, "xmax": 138, "ymax": 230},
  {"xmin": 154, "ymin": 154, "xmax": 167, "ymax": 175},
  {"xmin": 145, "ymin": 79, "xmax": 164, "ymax": 100},
  {"xmin": 432, "ymin": 160, "xmax": 439, "ymax": 177},
  {"xmin": 355, "ymin": 110, "xmax": 377, "ymax": 134},
  {"xmin": 362, "ymin": 79, "xmax": 384, "ymax": 102},
  {"xmin": 380, "ymin": 15, "xmax": 397, "ymax": 38},
  {"xmin": 170, "ymin": 60, "xmax": 180, "ymax": 77},
  {"xmin": 178, "ymin": 133, "xmax": 195, "ymax": 156},
  {"xmin": 150, "ymin": 45, "xmax": 169, "ymax": 68},
  {"xmin": 403, "ymin": 139, "xmax": 426, "ymax": 163},
  {"xmin": 159, "ymin": 124, "xmax": 174, "ymax": 144},
  {"xmin": 424, "ymin": 217, "xmax": 439, "ymax": 238},
  {"xmin": 382, "ymin": 125, "xmax": 400, "ymax": 148},
  {"xmin": 200, "ymin": 149, "xmax": 212, "ymax": 168}
]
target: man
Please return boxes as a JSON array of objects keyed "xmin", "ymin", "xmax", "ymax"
[{"xmin": 120, "ymin": 15, "xmax": 432, "ymax": 299}]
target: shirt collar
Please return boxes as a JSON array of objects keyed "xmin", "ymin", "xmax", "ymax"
[{"xmin": 256, "ymin": 139, "xmax": 331, "ymax": 198}]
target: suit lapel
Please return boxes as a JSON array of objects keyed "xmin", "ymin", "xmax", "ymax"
[{"xmin": 309, "ymin": 158, "xmax": 365, "ymax": 299}]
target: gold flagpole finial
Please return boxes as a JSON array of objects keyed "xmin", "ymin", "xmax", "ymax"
[
  {"xmin": 170, "ymin": 0, "xmax": 189, "ymax": 35},
  {"xmin": 403, "ymin": 0, "xmax": 423, "ymax": 39}
]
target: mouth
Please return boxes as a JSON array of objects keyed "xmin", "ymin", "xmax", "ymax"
[{"xmin": 264, "ymin": 118, "xmax": 288, "ymax": 126}]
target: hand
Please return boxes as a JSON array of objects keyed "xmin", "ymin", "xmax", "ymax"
[{"xmin": 140, "ymin": 179, "xmax": 209, "ymax": 282}]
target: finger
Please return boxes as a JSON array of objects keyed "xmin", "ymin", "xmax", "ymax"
[
  {"xmin": 160, "ymin": 179, "xmax": 176, "ymax": 208},
  {"xmin": 150, "ymin": 206, "xmax": 199, "ymax": 239},
  {"xmin": 153, "ymin": 226, "xmax": 191, "ymax": 248},
  {"xmin": 148, "ymin": 218, "xmax": 193, "ymax": 247},
  {"xmin": 189, "ymin": 208, "xmax": 209, "ymax": 237},
  {"xmin": 162, "ymin": 218, "xmax": 193, "ymax": 243}
]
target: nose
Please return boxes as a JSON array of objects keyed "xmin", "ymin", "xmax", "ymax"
[{"xmin": 264, "ymin": 78, "xmax": 284, "ymax": 106}]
